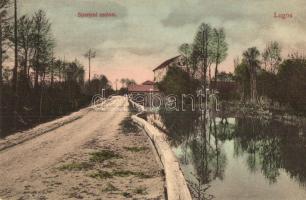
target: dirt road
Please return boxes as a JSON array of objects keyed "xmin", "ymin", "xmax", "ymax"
[{"xmin": 0, "ymin": 96, "xmax": 164, "ymax": 199}]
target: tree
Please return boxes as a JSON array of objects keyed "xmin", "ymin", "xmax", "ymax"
[
  {"xmin": 84, "ymin": 49, "xmax": 96, "ymax": 84},
  {"xmin": 16, "ymin": 15, "xmax": 34, "ymax": 80},
  {"xmin": 193, "ymin": 23, "xmax": 214, "ymax": 90},
  {"xmin": 243, "ymin": 47, "xmax": 260, "ymax": 104},
  {"xmin": 278, "ymin": 57, "xmax": 306, "ymax": 114},
  {"xmin": 125, "ymin": 79, "xmax": 136, "ymax": 87},
  {"xmin": 12, "ymin": 0, "xmax": 18, "ymax": 94},
  {"xmin": 262, "ymin": 41, "xmax": 282, "ymax": 74},
  {"xmin": 0, "ymin": 0, "xmax": 10, "ymax": 134},
  {"xmin": 211, "ymin": 28, "xmax": 228, "ymax": 87},
  {"xmin": 234, "ymin": 61, "xmax": 250, "ymax": 101},
  {"xmin": 31, "ymin": 9, "xmax": 54, "ymax": 90},
  {"xmin": 234, "ymin": 62, "xmax": 250, "ymax": 102},
  {"xmin": 120, "ymin": 78, "xmax": 126, "ymax": 88},
  {"xmin": 0, "ymin": 0, "xmax": 10, "ymax": 85},
  {"xmin": 120, "ymin": 78, "xmax": 135, "ymax": 88},
  {"xmin": 157, "ymin": 65, "xmax": 200, "ymax": 97},
  {"xmin": 178, "ymin": 43, "xmax": 192, "ymax": 72}
]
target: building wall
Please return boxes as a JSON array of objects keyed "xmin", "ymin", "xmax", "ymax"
[
  {"xmin": 154, "ymin": 66, "xmax": 168, "ymax": 82},
  {"xmin": 154, "ymin": 56, "xmax": 186, "ymax": 82}
]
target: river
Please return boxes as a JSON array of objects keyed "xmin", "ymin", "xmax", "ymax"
[{"xmin": 148, "ymin": 111, "xmax": 306, "ymax": 200}]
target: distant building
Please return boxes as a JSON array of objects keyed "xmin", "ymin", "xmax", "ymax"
[
  {"xmin": 128, "ymin": 80, "xmax": 159, "ymax": 106},
  {"xmin": 127, "ymin": 80, "xmax": 159, "ymax": 94},
  {"xmin": 153, "ymin": 55, "xmax": 186, "ymax": 82}
]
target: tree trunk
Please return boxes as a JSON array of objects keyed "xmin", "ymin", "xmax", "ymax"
[
  {"xmin": 214, "ymin": 35, "xmax": 220, "ymax": 91},
  {"xmin": 13, "ymin": 0, "xmax": 19, "ymax": 130},
  {"xmin": 88, "ymin": 57, "xmax": 91, "ymax": 84},
  {"xmin": 0, "ymin": 22, "xmax": 3, "ymax": 134},
  {"xmin": 250, "ymin": 65, "xmax": 257, "ymax": 104},
  {"xmin": 39, "ymin": 71, "xmax": 45, "ymax": 122},
  {"xmin": 51, "ymin": 58, "xmax": 54, "ymax": 86},
  {"xmin": 12, "ymin": 0, "xmax": 18, "ymax": 93}
]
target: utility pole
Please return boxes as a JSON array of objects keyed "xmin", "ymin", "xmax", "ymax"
[
  {"xmin": 115, "ymin": 79, "xmax": 118, "ymax": 93},
  {"xmin": 84, "ymin": 49, "xmax": 96, "ymax": 85}
]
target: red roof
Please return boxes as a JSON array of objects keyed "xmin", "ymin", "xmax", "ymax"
[
  {"xmin": 128, "ymin": 84, "xmax": 159, "ymax": 92},
  {"xmin": 142, "ymin": 80, "xmax": 154, "ymax": 85},
  {"xmin": 153, "ymin": 56, "xmax": 180, "ymax": 72}
]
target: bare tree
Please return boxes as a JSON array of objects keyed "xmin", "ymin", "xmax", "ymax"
[
  {"xmin": 262, "ymin": 41, "xmax": 282, "ymax": 74},
  {"xmin": 84, "ymin": 49, "xmax": 96, "ymax": 84}
]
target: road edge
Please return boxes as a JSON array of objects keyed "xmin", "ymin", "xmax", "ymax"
[{"xmin": 129, "ymin": 99, "xmax": 192, "ymax": 200}]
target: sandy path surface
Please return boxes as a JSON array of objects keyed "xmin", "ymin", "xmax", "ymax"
[{"xmin": 0, "ymin": 96, "xmax": 164, "ymax": 199}]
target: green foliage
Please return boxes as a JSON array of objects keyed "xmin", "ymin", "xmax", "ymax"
[
  {"xmin": 113, "ymin": 170, "xmax": 152, "ymax": 178},
  {"xmin": 277, "ymin": 58, "xmax": 306, "ymax": 113},
  {"xmin": 123, "ymin": 146, "xmax": 149, "ymax": 152},
  {"xmin": 257, "ymin": 70, "xmax": 278, "ymax": 101},
  {"xmin": 89, "ymin": 170, "xmax": 113, "ymax": 179},
  {"xmin": 235, "ymin": 50, "xmax": 306, "ymax": 115},
  {"xmin": 89, "ymin": 150, "xmax": 120, "ymax": 163},
  {"xmin": 0, "ymin": 10, "xmax": 115, "ymax": 137},
  {"xmin": 262, "ymin": 41, "xmax": 282, "ymax": 73},
  {"xmin": 157, "ymin": 65, "xmax": 200, "ymax": 96},
  {"xmin": 133, "ymin": 187, "xmax": 147, "ymax": 195},
  {"xmin": 234, "ymin": 61, "xmax": 250, "ymax": 100},
  {"xmin": 122, "ymin": 192, "xmax": 132, "ymax": 198},
  {"xmin": 211, "ymin": 28, "xmax": 228, "ymax": 65},
  {"xmin": 119, "ymin": 115, "xmax": 141, "ymax": 134},
  {"xmin": 243, "ymin": 47, "xmax": 261, "ymax": 103}
]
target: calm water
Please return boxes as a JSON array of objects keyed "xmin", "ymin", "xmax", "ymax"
[{"xmin": 150, "ymin": 111, "xmax": 306, "ymax": 200}]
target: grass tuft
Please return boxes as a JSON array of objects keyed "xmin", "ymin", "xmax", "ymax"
[
  {"xmin": 113, "ymin": 170, "xmax": 152, "ymax": 178},
  {"xmin": 89, "ymin": 150, "xmax": 120, "ymax": 163},
  {"xmin": 133, "ymin": 187, "xmax": 147, "ymax": 195},
  {"xmin": 119, "ymin": 116, "xmax": 140, "ymax": 134},
  {"xmin": 89, "ymin": 170, "xmax": 113, "ymax": 179},
  {"xmin": 124, "ymin": 146, "xmax": 149, "ymax": 152},
  {"xmin": 122, "ymin": 192, "xmax": 132, "ymax": 198}
]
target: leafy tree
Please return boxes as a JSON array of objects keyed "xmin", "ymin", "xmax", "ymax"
[
  {"xmin": 178, "ymin": 43, "xmax": 192, "ymax": 72},
  {"xmin": 257, "ymin": 70, "xmax": 278, "ymax": 102},
  {"xmin": 120, "ymin": 78, "xmax": 136, "ymax": 88},
  {"xmin": 193, "ymin": 23, "xmax": 214, "ymax": 89},
  {"xmin": 277, "ymin": 58, "xmax": 306, "ymax": 114},
  {"xmin": 31, "ymin": 9, "xmax": 54, "ymax": 90},
  {"xmin": 211, "ymin": 28, "xmax": 228, "ymax": 86},
  {"xmin": 0, "ymin": 0, "xmax": 10, "ymax": 134},
  {"xmin": 234, "ymin": 61, "xmax": 250, "ymax": 101},
  {"xmin": 157, "ymin": 65, "xmax": 200, "ymax": 97},
  {"xmin": 243, "ymin": 47, "xmax": 260, "ymax": 104}
]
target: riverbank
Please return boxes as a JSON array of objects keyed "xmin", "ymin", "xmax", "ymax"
[{"xmin": 219, "ymin": 101, "xmax": 306, "ymax": 128}]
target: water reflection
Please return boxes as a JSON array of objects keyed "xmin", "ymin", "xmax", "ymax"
[{"xmin": 152, "ymin": 110, "xmax": 306, "ymax": 200}]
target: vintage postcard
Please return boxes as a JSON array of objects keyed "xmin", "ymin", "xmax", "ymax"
[{"xmin": 0, "ymin": 0, "xmax": 306, "ymax": 199}]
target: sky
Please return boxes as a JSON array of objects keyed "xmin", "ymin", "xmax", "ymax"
[{"xmin": 19, "ymin": 0, "xmax": 306, "ymax": 87}]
